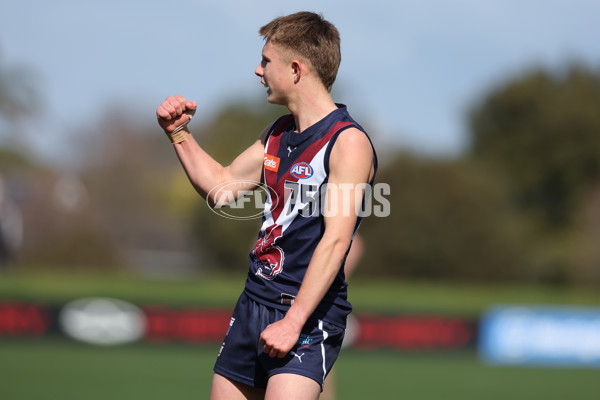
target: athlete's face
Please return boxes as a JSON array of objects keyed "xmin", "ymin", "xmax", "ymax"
[{"xmin": 255, "ymin": 40, "xmax": 294, "ymax": 105}]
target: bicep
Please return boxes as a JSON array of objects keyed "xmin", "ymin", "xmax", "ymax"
[
  {"xmin": 322, "ymin": 128, "xmax": 374, "ymax": 240},
  {"xmin": 210, "ymin": 124, "xmax": 271, "ymax": 205},
  {"xmin": 227, "ymin": 122, "xmax": 272, "ymax": 181},
  {"xmin": 225, "ymin": 138, "xmax": 265, "ymax": 183}
]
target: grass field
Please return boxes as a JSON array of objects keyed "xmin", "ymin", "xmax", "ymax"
[
  {"xmin": 1, "ymin": 269, "xmax": 599, "ymax": 314},
  {"xmin": 0, "ymin": 339, "xmax": 598, "ymax": 400},
  {"xmin": 1, "ymin": 270, "xmax": 599, "ymax": 399}
]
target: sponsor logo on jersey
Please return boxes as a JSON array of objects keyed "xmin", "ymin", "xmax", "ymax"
[
  {"xmin": 290, "ymin": 162, "xmax": 313, "ymax": 179},
  {"xmin": 264, "ymin": 153, "xmax": 280, "ymax": 172}
]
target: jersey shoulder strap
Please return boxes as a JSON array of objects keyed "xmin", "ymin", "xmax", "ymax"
[{"xmin": 264, "ymin": 114, "xmax": 294, "ymax": 143}]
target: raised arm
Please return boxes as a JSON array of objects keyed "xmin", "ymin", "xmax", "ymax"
[{"xmin": 157, "ymin": 95, "xmax": 269, "ymax": 206}]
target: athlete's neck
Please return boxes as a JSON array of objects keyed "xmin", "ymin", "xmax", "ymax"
[
  {"xmin": 286, "ymin": 85, "xmax": 337, "ymax": 133},
  {"xmin": 289, "ymin": 98, "xmax": 337, "ymax": 133}
]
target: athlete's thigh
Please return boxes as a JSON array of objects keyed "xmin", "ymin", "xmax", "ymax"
[
  {"xmin": 210, "ymin": 373, "xmax": 265, "ymax": 400},
  {"xmin": 264, "ymin": 373, "xmax": 321, "ymax": 400}
]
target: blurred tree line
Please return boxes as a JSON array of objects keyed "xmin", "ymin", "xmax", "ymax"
[{"xmin": 1, "ymin": 56, "xmax": 600, "ymax": 286}]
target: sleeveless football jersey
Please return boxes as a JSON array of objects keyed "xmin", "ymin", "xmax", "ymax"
[{"xmin": 243, "ymin": 105, "xmax": 377, "ymax": 328}]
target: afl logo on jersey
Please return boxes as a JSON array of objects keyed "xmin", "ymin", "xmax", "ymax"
[{"xmin": 290, "ymin": 162, "xmax": 314, "ymax": 179}]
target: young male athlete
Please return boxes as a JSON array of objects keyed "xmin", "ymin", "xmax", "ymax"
[{"xmin": 156, "ymin": 11, "xmax": 377, "ymax": 400}]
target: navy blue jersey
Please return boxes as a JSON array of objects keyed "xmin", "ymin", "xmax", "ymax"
[{"xmin": 243, "ymin": 105, "xmax": 377, "ymax": 328}]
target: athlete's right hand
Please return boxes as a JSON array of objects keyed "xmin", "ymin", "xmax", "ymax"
[{"xmin": 156, "ymin": 95, "xmax": 197, "ymax": 133}]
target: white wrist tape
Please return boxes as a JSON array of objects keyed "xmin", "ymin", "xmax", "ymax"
[{"xmin": 168, "ymin": 109, "xmax": 196, "ymax": 143}]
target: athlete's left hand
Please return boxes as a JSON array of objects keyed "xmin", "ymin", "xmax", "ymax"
[{"xmin": 259, "ymin": 317, "xmax": 302, "ymax": 358}]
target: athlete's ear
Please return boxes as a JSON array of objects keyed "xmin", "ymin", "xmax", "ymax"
[{"xmin": 291, "ymin": 60, "xmax": 302, "ymax": 84}]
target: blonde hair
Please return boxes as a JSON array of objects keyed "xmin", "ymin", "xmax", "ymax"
[{"xmin": 259, "ymin": 11, "xmax": 341, "ymax": 92}]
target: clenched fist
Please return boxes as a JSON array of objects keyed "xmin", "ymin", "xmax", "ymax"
[{"xmin": 156, "ymin": 95, "xmax": 197, "ymax": 134}]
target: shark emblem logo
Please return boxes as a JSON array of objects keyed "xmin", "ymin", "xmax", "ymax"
[{"xmin": 253, "ymin": 224, "xmax": 285, "ymax": 280}]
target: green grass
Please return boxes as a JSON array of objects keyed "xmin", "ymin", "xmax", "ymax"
[
  {"xmin": 0, "ymin": 269, "xmax": 598, "ymax": 314},
  {"xmin": 336, "ymin": 350, "xmax": 599, "ymax": 400},
  {"xmin": 0, "ymin": 339, "xmax": 597, "ymax": 400},
  {"xmin": 1, "ymin": 271, "xmax": 599, "ymax": 399},
  {"xmin": 349, "ymin": 279, "xmax": 600, "ymax": 315},
  {"xmin": 0, "ymin": 339, "xmax": 212, "ymax": 400},
  {"xmin": 0, "ymin": 270, "xmax": 245, "ymax": 307}
]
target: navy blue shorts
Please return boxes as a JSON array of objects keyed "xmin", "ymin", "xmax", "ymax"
[{"xmin": 213, "ymin": 292, "xmax": 345, "ymax": 389}]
